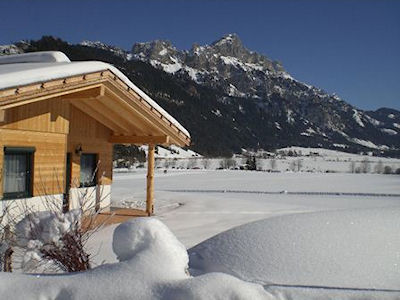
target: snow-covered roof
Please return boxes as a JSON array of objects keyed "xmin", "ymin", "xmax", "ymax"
[{"xmin": 0, "ymin": 51, "xmax": 190, "ymax": 138}]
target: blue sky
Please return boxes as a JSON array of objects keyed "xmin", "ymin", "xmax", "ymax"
[{"xmin": 0, "ymin": 0, "xmax": 399, "ymax": 110}]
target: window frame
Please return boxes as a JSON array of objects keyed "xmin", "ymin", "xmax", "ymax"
[
  {"xmin": 79, "ymin": 153, "xmax": 98, "ymax": 188},
  {"xmin": 2, "ymin": 147, "xmax": 35, "ymax": 200}
]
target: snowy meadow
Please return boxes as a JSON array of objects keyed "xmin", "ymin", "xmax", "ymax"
[
  {"xmin": 2, "ymin": 169, "xmax": 400, "ymax": 299},
  {"xmin": 87, "ymin": 169, "xmax": 400, "ymax": 299}
]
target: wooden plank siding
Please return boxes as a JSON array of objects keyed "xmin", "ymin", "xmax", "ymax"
[
  {"xmin": 0, "ymin": 97, "xmax": 70, "ymax": 134},
  {"xmin": 67, "ymin": 105, "xmax": 113, "ymax": 188},
  {"xmin": 0, "ymin": 96, "xmax": 113, "ymax": 200},
  {"xmin": 0, "ymin": 129, "xmax": 67, "ymax": 197}
]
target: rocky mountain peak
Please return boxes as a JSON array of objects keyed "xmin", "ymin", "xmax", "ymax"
[
  {"xmin": 210, "ymin": 33, "xmax": 246, "ymax": 57},
  {"xmin": 132, "ymin": 40, "xmax": 179, "ymax": 64},
  {"xmin": 130, "ymin": 33, "xmax": 287, "ymax": 91}
]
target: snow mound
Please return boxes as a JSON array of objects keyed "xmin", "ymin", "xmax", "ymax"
[
  {"xmin": 189, "ymin": 207, "xmax": 400, "ymax": 290},
  {"xmin": 0, "ymin": 51, "xmax": 70, "ymax": 64},
  {"xmin": 112, "ymin": 218, "xmax": 188, "ymax": 269},
  {"xmin": 0, "ymin": 217, "xmax": 270, "ymax": 299}
]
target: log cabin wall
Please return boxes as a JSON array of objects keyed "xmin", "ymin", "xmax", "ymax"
[
  {"xmin": 0, "ymin": 97, "xmax": 113, "ymax": 200},
  {"xmin": 0, "ymin": 98, "xmax": 69, "ymax": 198},
  {"xmin": 67, "ymin": 105, "xmax": 113, "ymax": 188}
]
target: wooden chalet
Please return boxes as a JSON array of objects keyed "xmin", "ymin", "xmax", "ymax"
[{"xmin": 0, "ymin": 51, "xmax": 190, "ymax": 217}]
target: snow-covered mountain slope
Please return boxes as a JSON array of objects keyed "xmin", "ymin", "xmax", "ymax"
[
  {"xmin": 131, "ymin": 33, "xmax": 296, "ymax": 98},
  {"xmin": 80, "ymin": 40, "xmax": 131, "ymax": 60},
  {"xmin": 128, "ymin": 34, "xmax": 400, "ymax": 155},
  {"xmin": 140, "ymin": 145, "xmax": 201, "ymax": 159},
  {"xmin": 0, "ymin": 44, "xmax": 23, "ymax": 55},
  {"xmin": 2, "ymin": 36, "xmax": 399, "ymax": 156}
]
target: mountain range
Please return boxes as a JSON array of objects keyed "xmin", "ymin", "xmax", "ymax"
[{"xmin": 1, "ymin": 35, "xmax": 399, "ymax": 157}]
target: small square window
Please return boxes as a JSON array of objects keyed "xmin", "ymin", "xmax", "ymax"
[
  {"xmin": 3, "ymin": 147, "xmax": 34, "ymax": 199},
  {"xmin": 80, "ymin": 154, "xmax": 97, "ymax": 187}
]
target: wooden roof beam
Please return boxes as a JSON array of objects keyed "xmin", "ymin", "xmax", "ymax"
[
  {"xmin": 61, "ymin": 85, "xmax": 104, "ymax": 100},
  {"xmin": 109, "ymin": 135, "xmax": 170, "ymax": 145},
  {"xmin": 0, "ymin": 83, "xmax": 104, "ymax": 110},
  {"xmin": 97, "ymin": 93, "xmax": 160, "ymax": 135},
  {"xmin": 103, "ymin": 81, "xmax": 188, "ymax": 145},
  {"xmin": 70, "ymin": 100, "xmax": 131, "ymax": 135},
  {"xmin": 81, "ymin": 98, "xmax": 145, "ymax": 134}
]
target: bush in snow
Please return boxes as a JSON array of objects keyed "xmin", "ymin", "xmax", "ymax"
[
  {"xmin": 360, "ymin": 158, "xmax": 371, "ymax": 173},
  {"xmin": 269, "ymin": 158, "xmax": 277, "ymax": 170},
  {"xmin": 383, "ymin": 165, "xmax": 393, "ymax": 174},
  {"xmin": 15, "ymin": 209, "xmax": 91, "ymax": 272},
  {"xmin": 0, "ymin": 183, "xmax": 109, "ymax": 272},
  {"xmin": 201, "ymin": 158, "xmax": 211, "ymax": 169},
  {"xmin": 219, "ymin": 158, "xmax": 236, "ymax": 169},
  {"xmin": 2, "ymin": 164, "xmax": 112, "ymax": 273},
  {"xmin": 245, "ymin": 156, "xmax": 257, "ymax": 170},
  {"xmin": 374, "ymin": 160, "xmax": 384, "ymax": 174}
]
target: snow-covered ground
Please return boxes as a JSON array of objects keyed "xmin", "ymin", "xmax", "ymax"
[
  {"xmin": 87, "ymin": 170, "xmax": 400, "ymax": 299},
  {"xmin": 89, "ymin": 171, "xmax": 400, "ymax": 261},
  {"xmin": 189, "ymin": 208, "xmax": 400, "ymax": 290},
  {"xmin": 4, "ymin": 170, "xmax": 400, "ymax": 299},
  {"xmin": 1, "ymin": 218, "xmax": 269, "ymax": 299}
]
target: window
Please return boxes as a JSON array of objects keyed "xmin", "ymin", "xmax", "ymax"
[
  {"xmin": 80, "ymin": 153, "xmax": 97, "ymax": 187},
  {"xmin": 3, "ymin": 147, "xmax": 34, "ymax": 199}
]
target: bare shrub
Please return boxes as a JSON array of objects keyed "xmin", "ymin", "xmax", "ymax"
[
  {"xmin": 360, "ymin": 158, "xmax": 371, "ymax": 173},
  {"xmin": 1, "ymin": 165, "xmax": 110, "ymax": 273},
  {"xmin": 163, "ymin": 158, "xmax": 171, "ymax": 169},
  {"xmin": 269, "ymin": 158, "xmax": 277, "ymax": 171},
  {"xmin": 220, "ymin": 158, "xmax": 236, "ymax": 169},
  {"xmin": 349, "ymin": 161, "xmax": 356, "ymax": 173},
  {"xmin": 374, "ymin": 160, "xmax": 384, "ymax": 174},
  {"xmin": 289, "ymin": 159, "xmax": 302, "ymax": 172},
  {"xmin": 201, "ymin": 158, "xmax": 211, "ymax": 169},
  {"xmin": 0, "ymin": 204, "xmax": 15, "ymax": 272},
  {"xmin": 15, "ymin": 209, "xmax": 90, "ymax": 272},
  {"xmin": 296, "ymin": 159, "xmax": 303, "ymax": 172},
  {"xmin": 187, "ymin": 159, "xmax": 197, "ymax": 169},
  {"xmin": 155, "ymin": 158, "xmax": 163, "ymax": 169}
]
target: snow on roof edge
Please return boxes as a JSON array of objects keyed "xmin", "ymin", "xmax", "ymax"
[
  {"xmin": 0, "ymin": 53, "xmax": 190, "ymax": 139},
  {"xmin": 106, "ymin": 64, "xmax": 190, "ymax": 138}
]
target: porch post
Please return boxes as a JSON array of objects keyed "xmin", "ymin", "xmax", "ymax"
[{"xmin": 146, "ymin": 144, "xmax": 155, "ymax": 216}]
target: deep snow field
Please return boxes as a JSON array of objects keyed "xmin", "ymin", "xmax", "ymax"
[
  {"xmin": 3, "ymin": 170, "xmax": 399, "ymax": 299},
  {"xmin": 84, "ymin": 170, "xmax": 400, "ymax": 299},
  {"xmin": 108, "ymin": 170, "xmax": 400, "ymax": 248}
]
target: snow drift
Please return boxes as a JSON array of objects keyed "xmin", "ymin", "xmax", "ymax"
[
  {"xmin": 0, "ymin": 218, "xmax": 269, "ymax": 300},
  {"xmin": 189, "ymin": 207, "xmax": 400, "ymax": 290}
]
